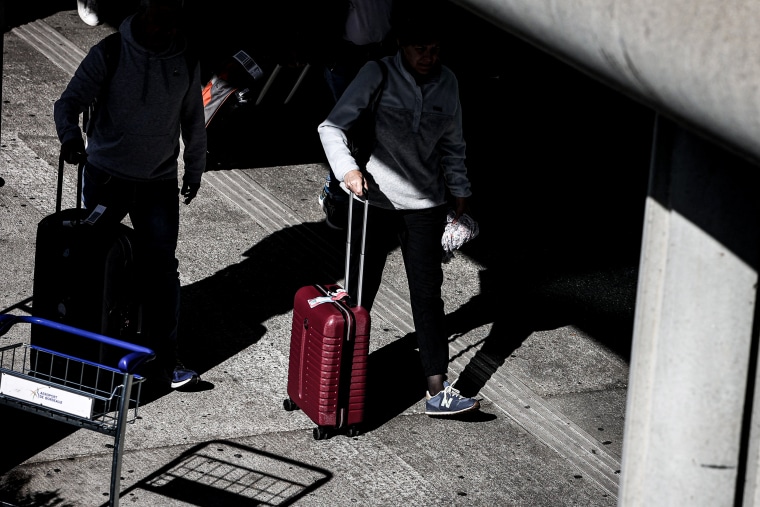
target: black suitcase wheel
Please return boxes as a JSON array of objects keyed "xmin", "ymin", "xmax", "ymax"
[
  {"xmin": 347, "ymin": 426, "xmax": 360, "ymax": 438},
  {"xmin": 283, "ymin": 397, "xmax": 298, "ymax": 411},
  {"xmin": 313, "ymin": 426, "xmax": 329, "ymax": 440}
]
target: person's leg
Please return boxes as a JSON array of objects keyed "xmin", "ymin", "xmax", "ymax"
[
  {"xmin": 82, "ymin": 163, "xmax": 129, "ymax": 223},
  {"xmin": 400, "ymin": 206, "xmax": 448, "ymax": 386},
  {"xmin": 129, "ymin": 178, "xmax": 195, "ymax": 388},
  {"xmin": 323, "ymin": 64, "xmax": 350, "ymax": 104},
  {"xmin": 346, "ymin": 202, "xmax": 396, "ymax": 311},
  {"xmin": 400, "ymin": 205, "xmax": 480, "ymax": 415}
]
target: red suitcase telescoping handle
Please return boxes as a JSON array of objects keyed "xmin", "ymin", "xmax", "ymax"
[{"xmin": 343, "ymin": 192, "xmax": 369, "ymax": 308}]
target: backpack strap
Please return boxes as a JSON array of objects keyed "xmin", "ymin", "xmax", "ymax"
[{"xmin": 369, "ymin": 60, "xmax": 387, "ymax": 113}]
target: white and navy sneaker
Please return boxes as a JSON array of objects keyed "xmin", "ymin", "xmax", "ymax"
[
  {"xmin": 425, "ymin": 380, "xmax": 480, "ymax": 416},
  {"xmin": 171, "ymin": 361, "xmax": 200, "ymax": 389}
]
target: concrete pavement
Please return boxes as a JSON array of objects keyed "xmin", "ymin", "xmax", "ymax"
[{"xmin": 0, "ymin": 7, "xmax": 646, "ymax": 506}]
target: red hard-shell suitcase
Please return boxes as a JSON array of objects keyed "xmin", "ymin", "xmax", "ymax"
[{"xmin": 284, "ymin": 195, "xmax": 370, "ymax": 440}]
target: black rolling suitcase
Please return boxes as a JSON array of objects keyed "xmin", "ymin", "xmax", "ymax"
[{"xmin": 31, "ymin": 153, "xmax": 142, "ymax": 373}]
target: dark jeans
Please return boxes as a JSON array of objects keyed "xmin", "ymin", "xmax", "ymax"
[
  {"xmin": 346, "ymin": 201, "xmax": 448, "ymax": 377},
  {"xmin": 82, "ymin": 163, "xmax": 181, "ymax": 376}
]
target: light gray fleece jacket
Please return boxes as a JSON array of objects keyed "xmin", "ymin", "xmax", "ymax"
[
  {"xmin": 54, "ymin": 15, "xmax": 206, "ymax": 184},
  {"xmin": 318, "ymin": 51, "xmax": 471, "ymax": 210}
]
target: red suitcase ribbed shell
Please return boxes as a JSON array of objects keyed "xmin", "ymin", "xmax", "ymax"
[{"xmin": 287, "ymin": 283, "xmax": 370, "ymax": 430}]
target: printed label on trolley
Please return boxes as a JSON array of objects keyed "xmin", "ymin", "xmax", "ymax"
[{"xmin": 0, "ymin": 373, "xmax": 94, "ymax": 418}]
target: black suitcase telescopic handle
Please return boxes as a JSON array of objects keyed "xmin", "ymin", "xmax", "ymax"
[
  {"xmin": 56, "ymin": 152, "xmax": 85, "ymax": 216},
  {"xmin": 344, "ymin": 192, "xmax": 369, "ymax": 308}
]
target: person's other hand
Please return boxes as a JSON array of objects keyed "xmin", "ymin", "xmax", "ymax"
[
  {"xmin": 343, "ymin": 169, "xmax": 367, "ymax": 196},
  {"xmin": 181, "ymin": 181, "xmax": 200, "ymax": 204},
  {"xmin": 453, "ymin": 196, "xmax": 468, "ymax": 222},
  {"xmin": 61, "ymin": 138, "xmax": 86, "ymax": 165}
]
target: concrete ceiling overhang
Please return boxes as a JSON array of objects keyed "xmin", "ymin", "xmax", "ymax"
[{"xmin": 450, "ymin": 0, "xmax": 760, "ymax": 164}]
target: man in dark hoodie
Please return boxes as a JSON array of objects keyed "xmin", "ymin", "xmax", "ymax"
[{"xmin": 54, "ymin": 0, "xmax": 206, "ymax": 390}]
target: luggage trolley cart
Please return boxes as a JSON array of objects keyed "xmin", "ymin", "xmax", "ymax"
[{"xmin": 0, "ymin": 314, "xmax": 155, "ymax": 506}]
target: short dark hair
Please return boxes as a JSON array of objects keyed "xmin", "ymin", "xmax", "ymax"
[{"xmin": 395, "ymin": 1, "xmax": 445, "ymax": 46}]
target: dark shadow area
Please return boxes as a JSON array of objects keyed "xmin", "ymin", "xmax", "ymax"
[
  {"xmin": 114, "ymin": 440, "xmax": 332, "ymax": 506},
  {"xmin": 203, "ymin": 62, "xmax": 334, "ymax": 170},
  {"xmin": 0, "ymin": 468, "xmax": 70, "ymax": 507},
  {"xmin": 176, "ymin": 222, "xmax": 345, "ymax": 372},
  {"xmin": 444, "ymin": 9, "xmax": 652, "ymax": 362},
  {"xmin": 3, "ymin": 0, "xmax": 135, "ymax": 32},
  {"xmin": 0, "ymin": 407, "xmax": 79, "ymax": 476},
  {"xmin": 364, "ymin": 332, "xmax": 425, "ymax": 428},
  {"xmin": 648, "ymin": 116, "xmax": 760, "ymax": 269},
  {"xmin": 1, "ymin": 439, "xmax": 332, "ymax": 507},
  {"xmin": 3, "ymin": 0, "xmax": 66, "ymax": 31}
]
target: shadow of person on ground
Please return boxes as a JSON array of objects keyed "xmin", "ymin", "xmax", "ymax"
[
  {"xmin": 443, "ymin": 229, "xmax": 640, "ymax": 402},
  {"xmin": 175, "ymin": 222, "xmax": 345, "ymax": 380}
]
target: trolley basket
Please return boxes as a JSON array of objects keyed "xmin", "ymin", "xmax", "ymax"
[{"xmin": 0, "ymin": 314, "xmax": 155, "ymax": 506}]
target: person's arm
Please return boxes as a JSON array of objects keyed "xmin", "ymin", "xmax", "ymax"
[
  {"xmin": 317, "ymin": 60, "xmax": 383, "ymax": 190},
  {"xmin": 437, "ymin": 87, "xmax": 471, "ymax": 219},
  {"xmin": 179, "ymin": 60, "xmax": 207, "ymax": 204},
  {"xmin": 53, "ymin": 42, "xmax": 108, "ymax": 146},
  {"xmin": 180, "ymin": 61, "xmax": 207, "ymax": 184}
]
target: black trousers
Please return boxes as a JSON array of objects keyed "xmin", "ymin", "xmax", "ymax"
[{"xmin": 347, "ymin": 202, "xmax": 449, "ymax": 377}]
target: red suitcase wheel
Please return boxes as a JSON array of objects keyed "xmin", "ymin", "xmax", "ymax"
[{"xmin": 283, "ymin": 397, "xmax": 298, "ymax": 411}]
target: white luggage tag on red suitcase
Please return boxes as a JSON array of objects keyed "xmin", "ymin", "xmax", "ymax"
[{"xmin": 308, "ymin": 288, "xmax": 349, "ymax": 308}]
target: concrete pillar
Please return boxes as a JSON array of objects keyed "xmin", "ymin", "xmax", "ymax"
[
  {"xmin": 619, "ymin": 115, "xmax": 760, "ymax": 505},
  {"xmin": 0, "ymin": 1, "xmax": 4, "ymax": 187}
]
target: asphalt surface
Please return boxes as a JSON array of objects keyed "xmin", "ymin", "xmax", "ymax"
[{"xmin": 0, "ymin": 6, "xmax": 655, "ymax": 506}]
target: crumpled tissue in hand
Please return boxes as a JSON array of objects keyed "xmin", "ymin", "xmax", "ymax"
[{"xmin": 441, "ymin": 210, "xmax": 479, "ymax": 262}]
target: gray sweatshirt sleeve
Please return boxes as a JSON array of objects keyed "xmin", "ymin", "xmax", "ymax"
[{"xmin": 317, "ymin": 61, "xmax": 383, "ymax": 183}]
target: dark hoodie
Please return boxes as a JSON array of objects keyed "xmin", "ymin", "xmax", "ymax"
[{"xmin": 54, "ymin": 14, "xmax": 206, "ymax": 184}]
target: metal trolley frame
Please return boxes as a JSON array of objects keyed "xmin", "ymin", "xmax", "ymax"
[{"xmin": 0, "ymin": 314, "xmax": 155, "ymax": 506}]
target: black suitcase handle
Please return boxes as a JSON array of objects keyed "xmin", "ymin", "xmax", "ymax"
[{"xmin": 56, "ymin": 152, "xmax": 85, "ymax": 216}]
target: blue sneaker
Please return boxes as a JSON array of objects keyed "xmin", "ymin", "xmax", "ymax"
[
  {"xmin": 171, "ymin": 361, "xmax": 200, "ymax": 389},
  {"xmin": 425, "ymin": 380, "xmax": 480, "ymax": 416}
]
